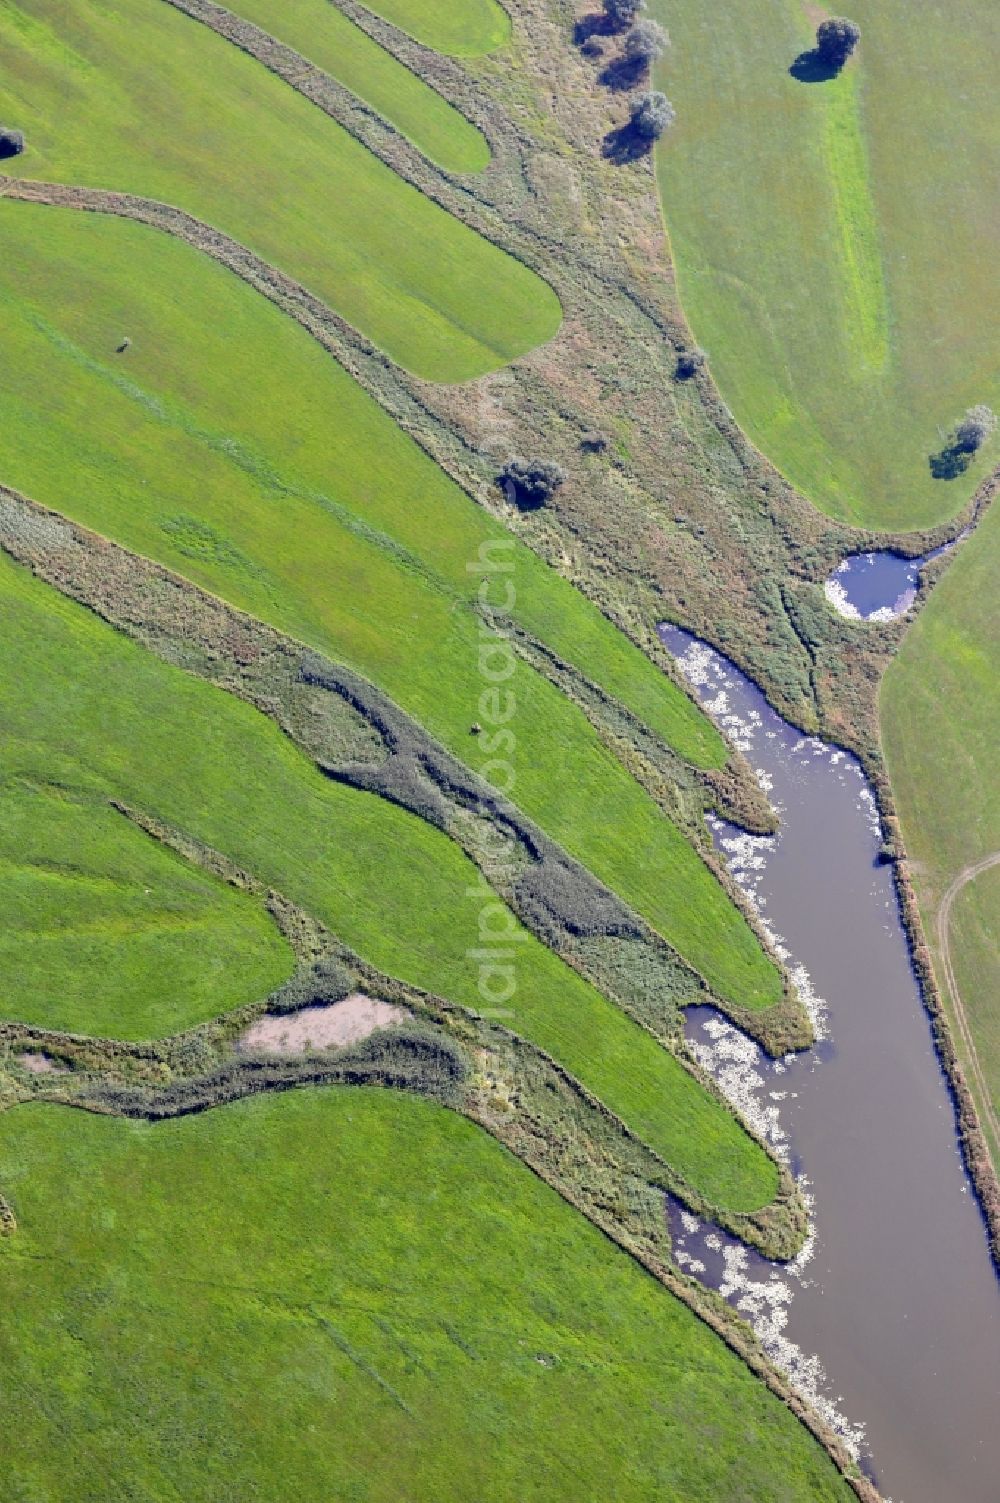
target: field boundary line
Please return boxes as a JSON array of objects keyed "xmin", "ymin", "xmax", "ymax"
[{"xmin": 936, "ymin": 852, "xmax": 1000, "ymax": 1151}]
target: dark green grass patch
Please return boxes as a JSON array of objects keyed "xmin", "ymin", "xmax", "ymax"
[
  {"xmin": 226, "ymin": 0, "xmax": 490, "ymax": 173},
  {"xmin": 0, "ymin": 1090, "xmax": 852, "ymax": 1502},
  {"xmin": 0, "ymin": 0, "xmax": 558, "ymax": 380},
  {"xmin": 0, "ymin": 199, "xmax": 787, "ymax": 1013},
  {"xmin": 0, "ymin": 785, "xmax": 293, "ymax": 1039},
  {"xmin": 0, "ymin": 553, "xmax": 779, "ymax": 1210}
]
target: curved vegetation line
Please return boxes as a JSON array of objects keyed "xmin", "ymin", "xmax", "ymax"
[
  {"xmin": 0, "ymin": 548, "xmax": 784, "ymax": 1214},
  {"xmin": 0, "ymin": 0, "xmax": 560, "ymax": 381},
  {"xmin": 0, "ymin": 191, "xmax": 791, "ymax": 1016},
  {"xmin": 936, "ymin": 853, "xmax": 1000, "ymax": 1152},
  {"xmin": 648, "ymin": 0, "xmax": 1000, "ymax": 531},
  {"xmin": 200, "ymin": 0, "xmax": 491, "ymax": 174}
]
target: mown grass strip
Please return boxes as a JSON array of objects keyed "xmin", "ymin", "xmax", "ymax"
[
  {"xmin": 224, "ymin": 0, "xmax": 490, "ymax": 173},
  {"xmin": 0, "ymin": 785, "xmax": 293, "ymax": 1039},
  {"xmin": 0, "ymin": 1092, "xmax": 852, "ymax": 1502},
  {"xmin": 360, "ymin": 0, "xmax": 510, "ymax": 56},
  {"xmin": 0, "ymin": 0, "xmax": 558, "ymax": 380},
  {"xmin": 0, "ymin": 200, "xmax": 785, "ymax": 1012},
  {"xmin": 0, "ymin": 552, "xmax": 779, "ymax": 1210}
]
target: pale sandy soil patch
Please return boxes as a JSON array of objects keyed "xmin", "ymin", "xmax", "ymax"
[{"xmin": 239, "ymin": 994, "xmax": 410, "ymax": 1055}]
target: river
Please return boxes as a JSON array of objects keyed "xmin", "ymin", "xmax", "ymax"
[{"xmin": 659, "ymin": 625, "xmax": 1000, "ymax": 1503}]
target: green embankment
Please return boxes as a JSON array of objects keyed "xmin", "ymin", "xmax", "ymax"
[
  {"xmin": 225, "ymin": 0, "xmax": 490, "ymax": 174},
  {"xmin": 0, "ymin": 198, "xmax": 785, "ymax": 1013},
  {"xmin": 651, "ymin": 0, "xmax": 1000, "ymax": 529},
  {"xmin": 0, "ymin": 1092, "xmax": 852, "ymax": 1502},
  {"xmin": 0, "ymin": 785, "xmax": 293, "ymax": 1039},
  {"xmin": 362, "ymin": 0, "xmax": 510, "ymax": 57},
  {"xmin": 0, "ymin": 0, "xmax": 558, "ymax": 381},
  {"xmin": 949, "ymin": 868, "xmax": 1000, "ymax": 1146},
  {"xmin": 0, "ymin": 553, "xmax": 779, "ymax": 1211},
  {"xmin": 883, "ymin": 503, "xmax": 1000, "ymax": 1166}
]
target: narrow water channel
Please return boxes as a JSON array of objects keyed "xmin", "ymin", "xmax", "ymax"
[{"xmin": 659, "ymin": 625, "xmax": 1000, "ymax": 1503}]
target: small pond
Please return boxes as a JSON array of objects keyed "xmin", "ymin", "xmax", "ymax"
[{"xmin": 824, "ymin": 540, "xmax": 957, "ymax": 622}]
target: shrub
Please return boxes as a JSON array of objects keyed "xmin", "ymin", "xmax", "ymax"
[
  {"xmin": 955, "ymin": 404, "xmax": 998, "ymax": 453},
  {"xmin": 676, "ymin": 346, "xmax": 706, "ymax": 379},
  {"xmin": 0, "ymin": 127, "xmax": 24, "ymax": 159},
  {"xmin": 815, "ymin": 17, "xmax": 860, "ymax": 68},
  {"xmin": 602, "ymin": 0, "xmax": 645, "ymax": 32},
  {"xmin": 624, "ymin": 19, "xmax": 669, "ymax": 64},
  {"xmin": 498, "ymin": 457, "xmax": 567, "ymax": 510},
  {"xmin": 631, "ymin": 90, "xmax": 675, "ymax": 140}
]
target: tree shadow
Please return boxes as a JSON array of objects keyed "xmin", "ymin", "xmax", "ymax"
[
  {"xmin": 598, "ymin": 54, "xmax": 647, "ymax": 91},
  {"xmin": 929, "ymin": 443, "xmax": 973, "ymax": 481},
  {"xmin": 0, "ymin": 133, "xmax": 24, "ymax": 160},
  {"xmin": 788, "ymin": 48, "xmax": 842, "ymax": 83},
  {"xmin": 602, "ymin": 122, "xmax": 653, "ymax": 165},
  {"xmin": 573, "ymin": 12, "xmax": 612, "ymax": 45}
]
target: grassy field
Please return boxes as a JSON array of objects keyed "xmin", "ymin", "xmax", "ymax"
[
  {"xmin": 0, "ymin": 1090, "xmax": 852, "ymax": 1503},
  {"xmin": 651, "ymin": 0, "xmax": 1000, "ymax": 529},
  {"xmin": 882, "ymin": 503, "xmax": 1000, "ymax": 1167},
  {"xmin": 0, "ymin": 198, "xmax": 788, "ymax": 1014},
  {"xmin": 226, "ymin": 0, "xmax": 490, "ymax": 173},
  {"xmin": 0, "ymin": 552, "xmax": 780, "ymax": 1211},
  {"xmin": 0, "ymin": 784, "xmax": 293, "ymax": 1040},
  {"xmin": 0, "ymin": 0, "xmax": 558, "ymax": 381},
  {"xmin": 362, "ymin": 0, "xmax": 510, "ymax": 56}
]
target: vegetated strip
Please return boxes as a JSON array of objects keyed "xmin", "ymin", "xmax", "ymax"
[
  {"xmin": 0, "ymin": 549, "xmax": 782, "ymax": 1213},
  {"xmin": 0, "ymin": 0, "xmax": 559, "ymax": 382},
  {"xmin": 0, "ymin": 482, "xmax": 809, "ymax": 1054},
  {"xmin": 0, "ymin": 192, "xmax": 790, "ymax": 1015}
]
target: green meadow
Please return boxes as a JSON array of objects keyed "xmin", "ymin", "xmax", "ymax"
[
  {"xmin": 227, "ymin": 0, "xmax": 490, "ymax": 173},
  {"xmin": 0, "ymin": 1091, "xmax": 852, "ymax": 1503},
  {"xmin": 652, "ymin": 0, "xmax": 1000, "ymax": 529},
  {"xmin": 0, "ymin": 198, "xmax": 785, "ymax": 1014},
  {"xmin": 363, "ymin": 0, "xmax": 510, "ymax": 56},
  {"xmin": 0, "ymin": 553, "xmax": 779, "ymax": 1211},
  {"xmin": 883, "ymin": 502, "xmax": 1000, "ymax": 1164},
  {"xmin": 0, "ymin": 0, "xmax": 558, "ymax": 380},
  {"xmin": 0, "ymin": 784, "xmax": 293, "ymax": 1040}
]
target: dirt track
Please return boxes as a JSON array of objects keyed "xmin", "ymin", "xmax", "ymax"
[{"xmin": 936, "ymin": 852, "xmax": 1000, "ymax": 1152}]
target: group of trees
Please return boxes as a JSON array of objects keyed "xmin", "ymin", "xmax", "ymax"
[{"xmin": 599, "ymin": 0, "xmax": 675, "ymax": 143}]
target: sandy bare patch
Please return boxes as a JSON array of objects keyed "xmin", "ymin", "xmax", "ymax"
[
  {"xmin": 239, "ymin": 993, "xmax": 410, "ymax": 1055},
  {"xmin": 16, "ymin": 1051, "xmax": 65, "ymax": 1075}
]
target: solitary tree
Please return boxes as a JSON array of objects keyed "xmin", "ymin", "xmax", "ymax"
[
  {"xmin": 0, "ymin": 127, "xmax": 24, "ymax": 159},
  {"xmin": 498, "ymin": 457, "xmax": 567, "ymax": 510},
  {"xmin": 624, "ymin": 18, "xmax": 669, "ymax": 65},
  {"xmin": 602, "ymin": 0, "xmax": 645, "ymax": 33},
  {"xmin": 955, "ymin": 404, "xmax": 998, "ymax": 452},
  {"xmin": 631, "ymin": 90, "xmax": 675, "ymax": 140},
  {"xmin": 815, "ymin": 17, "xmax": 860, "ymax": 69}
]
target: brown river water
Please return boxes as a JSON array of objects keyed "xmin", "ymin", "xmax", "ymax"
[{"xmin": 659, "ymin": 625, "xmax": 1000, "ymax": 1503}]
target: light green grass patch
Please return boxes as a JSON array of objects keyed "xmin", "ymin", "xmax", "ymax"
[
  {"xmin": 0, "ymin": 784, "xmax": 293, "ymax": 1039},
  {"xmin": 0, "ymin": 0, "xmax": 558, "ymax": 380},
  {"xmin": 0, "ymin": 1091, "xmax": 852, "ymax": 1502},
  {"xmin": 0, "ymin": 199, "xmax": 786, "ymax": 1013},
  {"xmin": 651, "ymin": 0, "xmax": 1000, "ymax": 528},
  {"xmin": 226, "ymin": 0, "xmax": 490, "ymax": 173},
  {"xmin": 949, "ymin": 867, "xmax": 1000, "ymax": 1150},
  {"xmin": 362, "ymin": 0, "xmax": 510, "ymax": 56},
  {"xmin": 0, "ymin": 553, "xmax": 779, "ymax": 1210}
]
